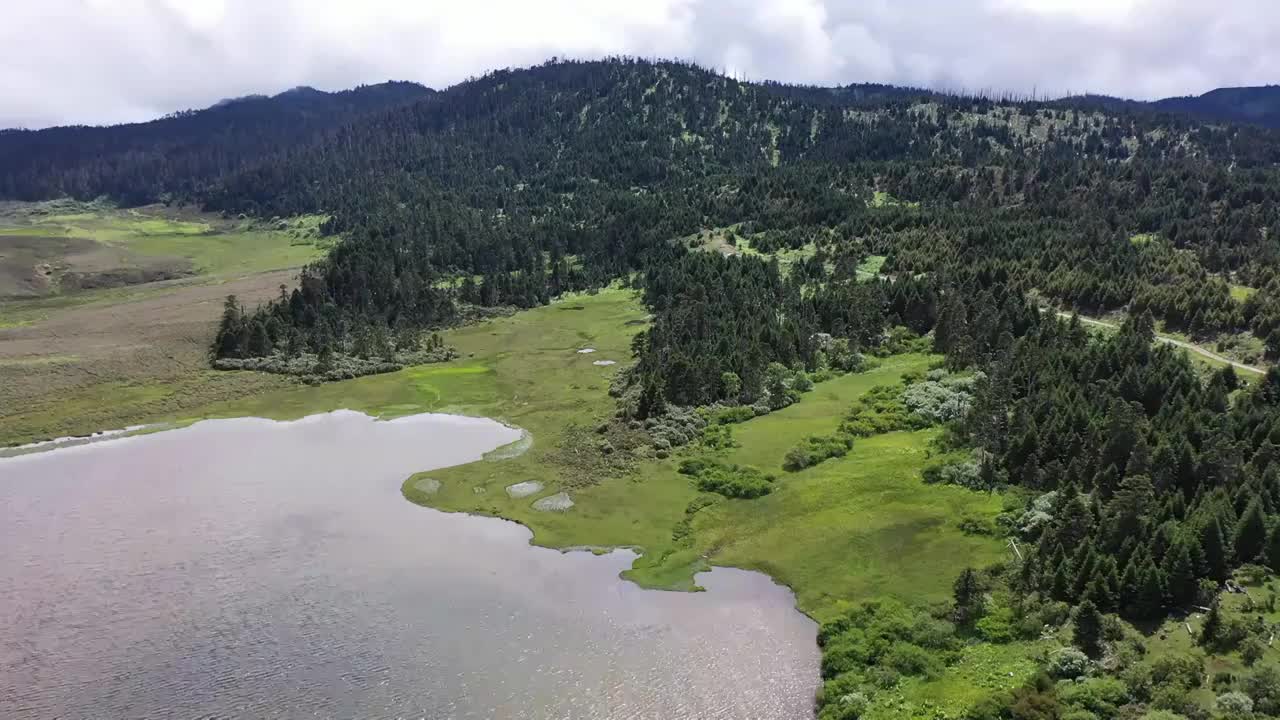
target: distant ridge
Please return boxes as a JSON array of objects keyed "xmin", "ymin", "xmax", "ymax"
[
  {"xmin": 0, "ymin": 81, "xmax": 434, "ymax": 204},
  {"xmin": 1152, "ymin": 85, "xmax": 1280, "ymax": 128}
]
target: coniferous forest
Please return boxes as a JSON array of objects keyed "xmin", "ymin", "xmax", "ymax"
[{"xmin": 8, "ymin": 57, "xmax": 1280, "ymax": 719}]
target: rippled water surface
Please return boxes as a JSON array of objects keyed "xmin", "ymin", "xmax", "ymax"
[{"xmin": 1, "ymin": 412, "xmax": 818, "ymax": 719}]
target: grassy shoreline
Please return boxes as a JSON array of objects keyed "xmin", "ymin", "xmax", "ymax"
[{"xmin": 4, "ymin": 287, "xmax": 1025, "ymax": 715}]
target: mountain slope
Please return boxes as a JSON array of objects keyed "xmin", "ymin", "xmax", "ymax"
[{"xmin": 0, "ymin": 81, "xmax": 433, "ymax": 204}]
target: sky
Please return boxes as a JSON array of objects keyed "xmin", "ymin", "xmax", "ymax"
[{"xmin": 4, "ymin": 0, "xmax": 1278, "ymax": 129}]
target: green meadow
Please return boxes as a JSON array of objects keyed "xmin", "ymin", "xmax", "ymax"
[{"xmin": 0, "ymin": 203, "xmax": 329, "ymax": 278}]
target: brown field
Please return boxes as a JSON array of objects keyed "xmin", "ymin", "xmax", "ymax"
[
  {"xmin": 0, "ymin": 271, "xmax": 300, "ymax": 444},
  {"xmin": 0, "ymin": 201, "xmax": 329, "ymax": 445},
  {"xmin": 0, "ymin": 234, "xmax": 192, "ymax": 298}
]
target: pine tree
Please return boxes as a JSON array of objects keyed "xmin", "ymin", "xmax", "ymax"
[
  {"xmin": 1265, "ymin": 523, "xmax": 1280, "ymax": 572},
  {"xmin": 1071, "ymin": 545, "xmax": 1098, "ymax": 600},
  {"xmin": 215, "ymin": 294, "xmax": 245, "ymax": 358},
  {"xmin": 247, "ymin": 319, "xmax": 273, "ymax": 357},
  {"xmin": 1073, "ymin": 600, "xmax": 1106, "ymax": 658},
  {"xmin": 1164, "ymin": 541, "xmax": 1198, "ymax": 607},
  {"xmin": 1234, "ymin": 500, "xmax": 1268, "ymax": 563},
  {"xmin": 1199, "ymin": 603, "xmax": 1223, "ymax": 647},
  {"xmin": 1200, "ymin": 518, "xmax": 1233, "ymax": 582},
  {"xmin": 1126, "ymin": 435, "xmax": 1152, "ymax": 477},
  {"xmin": 1050, "ymin": 560, "xmax": 1072, "ymax": 601},
  {"xmin": 1135, "ymin": 564, "xmax": 1167, "ymax": 619},
  {"xmin": 952, "ymin": 567, "xmax": 985, "ymax": 626}
]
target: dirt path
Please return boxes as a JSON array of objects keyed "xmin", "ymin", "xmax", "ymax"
[{"xmin": 1055, "ymin": 312, "xmax": 1266, "ymax": 375}]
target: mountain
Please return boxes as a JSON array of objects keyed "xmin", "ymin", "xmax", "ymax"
[
  {"xmin": 183, "ymin": 59, "xmax": 1280, "ymax": 365},
  {"xmin": 0, "ymin": 81, "xmax": 433, "ymax": 204},
  {"xmin": 1153, "ymin": 85, "xmax": 1280, "ymax": 128}
]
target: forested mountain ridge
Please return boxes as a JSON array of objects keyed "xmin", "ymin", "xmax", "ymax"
[
  {"xmin": 195, "ymin": 60, "xmax": 1280, "ymax": 375},
  {"xmin": 0, "ymin": 81, "xmax": 432, "ymax": 205},
  {"xmin": 7, "ymin": 59, "xmax": 1280, "ymax": 374}
]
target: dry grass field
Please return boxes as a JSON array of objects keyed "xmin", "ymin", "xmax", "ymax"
[{"xmin": 0, "ymin": 201, "xmax": 328, "ymax": 444}]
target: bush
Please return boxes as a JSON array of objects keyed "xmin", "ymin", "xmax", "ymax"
[
  {"xmin": 957, "ymin": 514, "xmax": 998, "ymax": 536},
  {"xmin": 680, "ymin": 459, "xmax": 774, "ymax": 498},
  {"xmin": 1058, "ymin": 678, "xmax": 1128, "ymax": 718},
  {"xmin": 975, "ymin": 606, "xmax": 1017, "ymax": 643},
  {"xmin": 1240, "ymin": 637, "xmax": 1265, "ymax": 666},
  {"xmin": 1244, "ymin": 665, "xmax": 1280, "ymax": 715},
  {"xmin": 1048, "ymin": 648, "xmax": 1091, "ymax": 679},
  {"xmin": 678, "ymin": 457, "xmax": 717, "ymax": 476},
  {"xmin": 841, "ymin": 384, "xmax": 927, "ymax": 436},
  {"xmin": 882, "ymin": 643, "xmax": 944, "ymax": 679},
  {"xmin": 1138, "ymin": 711, "xmax": 1189, "ymax": 720},
  {"xmin": 901, "ymin": 379, "xmax": 974, "ymax": 424},
  {"xmin": 1215, "ymin": 691, "xmax": 1253, "ymax": 717},
  {"xmin": 784, "ymin": 433, "xmax": 854, "ymax": 471},
  {"xmin": 699, "ymin": 424, "xmax": 738, "ymax": 450},
  {"xmin": 213, "ymin": 344, "xmax": 457, "ymax": 382},
  {"xmin": 713, "ymin": 405, "xmax": 755, "ymax": 424}
]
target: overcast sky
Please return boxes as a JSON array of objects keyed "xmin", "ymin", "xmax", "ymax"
[{"xmin": 4, "ymin": 0, "xmax": 1278, "ymax": 129}]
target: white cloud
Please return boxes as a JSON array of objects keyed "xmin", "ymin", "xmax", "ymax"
[{"xmin": 2, "ymin": 0, "xmax": 1277, "ymax": 128}]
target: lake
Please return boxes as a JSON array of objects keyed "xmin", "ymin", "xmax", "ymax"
[{"xmin": 0, "ymin": 411, "xmax": 819, "ymax": 719}]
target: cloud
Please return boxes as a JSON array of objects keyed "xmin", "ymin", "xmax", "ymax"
[{"xmin": 3, "ymin": 0, "xmax": 1278, "ymax": 128}]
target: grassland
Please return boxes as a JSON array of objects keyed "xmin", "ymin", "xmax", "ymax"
[
  {"xmin": 684, "ymin": 225, "xmax": 821, "ymax": 274},
  {"xmin": 870, "ymin": 190, "xmax": 919, "ymax": 208},
  {"xmin": 1231, "ymin": 283, "xmax": 1258, "ymax": 302},
  {"xmin": 0, "ymin": 201, "xmax": 330, "ymax": 444},
  {"xmin": 856, "ymin": 254, "xmax": 887, "ymax": 281},
  {"xmin": 0, "ymin": 201, "xmax": 328, "ymax": 302}
]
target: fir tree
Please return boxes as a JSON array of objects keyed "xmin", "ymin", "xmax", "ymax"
[
  {"xmin": 1072, "ymin": 600, "xmax": 1106, "ymax": 658},
  {"xmin": 1234, "ymin": 500, "xmax": 1268, "ymax": 563}
]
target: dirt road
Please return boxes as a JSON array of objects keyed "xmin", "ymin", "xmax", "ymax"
[{"xmin": 1056, "ymin": 312, "xmax": 1265, "ymax": 375}]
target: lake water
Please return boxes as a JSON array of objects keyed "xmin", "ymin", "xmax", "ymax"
[{"xmin": 0, "ymin": 411, "xmax": 819, "ymax": 719}]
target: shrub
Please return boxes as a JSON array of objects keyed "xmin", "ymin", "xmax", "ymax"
[
  {"xmin": 1240, "ymin": 637, "xmax": 1265, "ymax": 666},
  {"xmin": 784, "ymin": 433, "xmax": 854, "ymax": 471},
  {"xmin": 841, "ymin": 384, "xmax": 927, "ymax": 436},
  {"xmin": 818, "ymin": 689, "xmax": 867, "ymax": 720},
  {"xmin": 975, "ymin": 606, "xmax": 1017, "ymax": 643},
  {"xmin": 678, "ymin": 457, "xmax": 717, "ymax": 476},
  {"xmin": 1137, "ymin": 711, "xmax": 1189, "ymax": 720},
  {"xmin": 793, "ymin": 373, "xmax": 815, "ymax": 393},
  {"xmin": 958, "ymin": 514, "xmax": 998, "ymax": 536},
  {"xmin": 701, "ymin": 424, "xmax": 738, "ymax": 450},
  {"xmin": 1244, "ymin": 665, "xmax": 1280, "ymax": 715},
  {"xmin": 1058, "ymin": 677, "xmax": 1128, "ymax": 718},
  {"xmin": 1048, "ymin": 648, "xmax": 1091, "ymax": 679},
  {"xmin": 680, "ymin": 459, "xmax": 774, "ymax": 498},
  {"xmin": 213, "ymin": 344, "xmax": 457, "ymax": 382},
  {"xmin": 882, "ymin": 643, "xmax": 944, "ymax": 679},
  {"xmin": 1215, "ymin": 691, "xmax": 1253, "ymax": 717},
  {"xmin": 713, "ymin": 405, "xmax": 755, "ymax": 425},
  {"xmin": 901, "ymin": 380, "xmax": 973, "ymax": 424}
]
